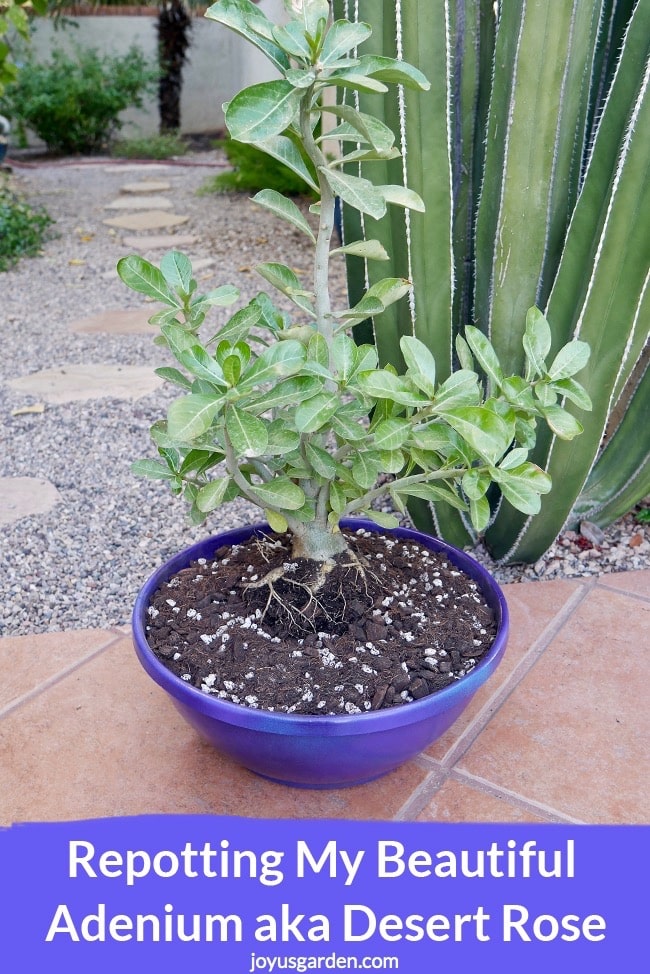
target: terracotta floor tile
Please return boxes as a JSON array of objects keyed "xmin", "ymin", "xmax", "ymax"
[
  {"xmin": 456, "ymin": 587, "xmax": 650, "ymax": 823},
  {"xmin": 597, "ymin": 569, "xmax": 650, "ymax": 599},
  {"xmin": 415, "ymin": 777, "xmax": 550, "ymax": 823},
  {"xmin": 0, "ymin": 637, "xmax": 428, "ymax": 825},
  {"xmin": 0, "ymin": 629, "xmax": 119, "ymax": 713},
  {"xmin": 425, "ymin": 579, "xmax": 583, "ymax": 760}
]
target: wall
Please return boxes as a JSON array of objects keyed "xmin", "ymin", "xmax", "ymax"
[{"xmin": 23, "ymin": 1, "xmax": 287, "ymax": 142}]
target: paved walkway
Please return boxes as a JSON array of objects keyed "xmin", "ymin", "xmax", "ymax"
[
  {"xmin": 1, "ymin": 569, "xmax": 648, "ymax": 824},
  {"xmin": 1, "ymin": 157, "xmax": 648, "ymax": 825}
]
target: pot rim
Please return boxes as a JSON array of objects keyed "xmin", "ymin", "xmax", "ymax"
[{"xmin": 132, "ymin": 518, "xmax": 509, "ymax": 736}]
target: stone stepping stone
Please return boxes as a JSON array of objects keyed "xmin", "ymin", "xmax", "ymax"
[
  {"xmin": 103, "ymin": 211, "xmax": 189, "ymax": 231},
  {"xmin": 0, "ymin": 477, "xmax": 62, "ymax": 527},
  {"xmin": 68, "ymin": 308, "xmax": 155, "ymax": 335},
  {"xmin": 188, "ymin": 257, "xmax": 216, "ymax": 273},
  {"xmin": 120, "ymin": 180, "xmax": 172, "ymax": 194},
  {"xmin": 105, "ymin": 196, "xmax": 173, "ymax": 210},
  {"xmin": 121, "ymin": 233, "xmax": 199, "ymax": 251},
  {"xmin": 8, "ymin": 365, "xmax": 163, "ymax": 403}
]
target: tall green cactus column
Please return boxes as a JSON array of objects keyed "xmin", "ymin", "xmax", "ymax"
[{"xmin": 336, "ymin": 0, "xmax": 650, "ymax": 562}]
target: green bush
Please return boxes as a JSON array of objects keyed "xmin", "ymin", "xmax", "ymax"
[
  {"xmin": 0, "ymin": 179, "xmax": 53, "ymax": 271},
  {"xmin": 1, "ymin": 46, "xmax": 156, "ymax": 154},
  {"xmin": 202, "ymin": 137, "xmax": 316, "ymax": 198},
  {"xmin": 112, "ymin": 132, "xmax": 188, "ymax": 160}
]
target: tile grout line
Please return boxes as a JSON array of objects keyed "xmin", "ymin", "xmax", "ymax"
[
  {"xmin": 446, "ymin": 768, "xmax": 586, "ymax": 824},
  {"xmin": 393, "ymin": 759, "xmax": 448, "ymax": 821},
  {"xmin": 438, "ymin": 579, "xmax": 596, "ymax": 770},
  {"xmin": 595, "ymin": 575, "xmax": 650, "ymax": 603},
  {"xmin": 0, "ymin": 631, "xmax": 126, "ymax": 720}
]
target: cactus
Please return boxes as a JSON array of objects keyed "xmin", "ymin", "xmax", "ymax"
[{"xmin": 335, "ymin": 0, "xmax": 649, "ymax": 562}]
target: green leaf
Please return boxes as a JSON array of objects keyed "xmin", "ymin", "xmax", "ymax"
[
  {"xmin": 208, "ymin": 302, "xmax": 262, "ymax": 345},
  {"xmin": 329, "ymin": 480, "xmax": 347, "ymax": 514},
  {"xmin": 265, "ymin": 509, "xmax": 289, "ymax": 534},
  {"xmin": 499, "ymin": 447, "xmax": 530, "ymax": 471},
  {"xmin": 411, "ymin": 424, "xmax": 461, "ymax": 455},
  {"xmin": 379, "ymin": 449, "xmax": 406, "ymax": 474},
  {"xmin": 464, "ymin": 326, "xmax": 504, "ymax": 389},
  {"xmin": 378, "ymin": 184, "xmax": 425, "ymax": 212},
  {"xmin": 320, "ymin": 104, "xmax": 395, "ymax": 152},
  {"xmin": 205, "ymin": 0, "xmax": 290, "ymax": 73},
  {"xmin": 353, "ymin": 54, "xmax": 430, "ymax": 91},
  {"xmin": 308, "ymin": 332, "xmax": 329, "ymax": 368},
  {"xmin": 320, "ymin": 21, "xmax": 372, "ymax": 65},
  {"xmin": 333, "ymin": 295, "xmax": 385, "ymax": 324},
  {"xmin": 196, "ymin": 477, "xmax": 231, "ymax": 513},
  {"xmin": 364, "ymin": 510, "xmax": 401, "ymax": 530},
  {"xmin": 254, "ymin": 134, "xmax": 319, "ymax": 193},
  {"xmin": 252, "ymin": 190, "xmax": 315, "ymax": 241},
  {"xmin": 192, "ymin": 284, "xmax": 240, "ymax": 309},
  {"xmin": 372, "ymin": 418, "xmax": 411, "ymax": 451},
  {"xmin": 455, "ymin": 335, "xmax": 474, "ymax": 372},
  {"xmin": 117, "ymin": 255, "xmax": 177, "ymax": 306},
  {"xmin": 393, "ymin": 481, "xmax": 467, "ymax": 511},
  {"xmin": 331, "ymin": 239, "xmax": 389, "ymax": 261},
  {"xmin": 365, "ymin": 277, "xmax": 413, "ymax": 308},
  {"xmin": 547, "ymin": 341, "xmax": 591, "ymax": 381},
  {"xmin": 249, "ymin": 479, "xmax": 306, "ymax": 511},
  {"xmin": 255, "ymin": 262, "xmax": 315, "ymax": 316},
  {"xmin": 265, "ymin": 423, "xmax": 301, "ymax": 455},
  {"xmin": 469, "ymin": 496, "xmax": 491, "ymax": 534},
  {"xmin": 225, "ymin": 81, "xmax": 301, "ymax": 142},
  {"xmin": 331, "ymin": 334, "xmax": 358, "ymax": 382},
  {"xmin": 178, "ymin": 346, "xmax": 228, "ymax": 388},
  {"xmin": 320, "ymin": 167, "xmax": 387, "ymax": 220},
  {"xmin": 462, "ymin": 469, "xmax": 491, "ymax": 500},
  {"xmin": 272, "ymin": 21, "xmax": 313, "ymax": 60},
  {"xmin": 433, "ymin": 371, "xmax": 482, "ymax": 411},
  {"xmin": 540, "ymin": 405, "xmax": 584, "ymax": 440},
  {"xmin": 294, "ymin": 392, "xmax": 340, "ymax": 433},
  {"xmin": 167, "ymin": 395, "xmax": 222, "ymax": 441},
  {"xmin": 356, "ymin": 369, "xmax": 427, "ymax": 406},
  {"xmin": 160, "ymin": 250, "xmax": 192, "ymax": 294},
  {"xmin": 523, "ymin": 307, "xmax": 552, "ymax": 377},
  {"xmin": 161, "ymin": 321, "xmax": 198, "ymax": 360},
  {"xmin": 131, "ymin": 459, "xmax": 177, "ymax": 481},
  {"xmin": 496, "ymin": 467, "xmax": 550, "ymax": 516},
  {"xmin": 400, "ymin": 336, "xmax": 437, "ymax": 397},
  {"xmin": 330, "ymin": 410, "xmax": 367, "ymax": 442},
  {"xmin": 154, "ymin": 367, "xmax": 192, "ymax": 391},
  {"xmin": 351, "ymin": 451, "xmax": 383, "ymax": 490},
  {"xmin": 550, "ymin": 378, "xmax": 593, "ymax": 411},
  {"xmin": 225, "ymin": 405, "xmax": 269, "ymax": 458},
  {"xmin": 328, "ymin": 73, "xmax": 389, "ymax": 95},
  {"xmin": 240, "ymin": 340, "xmax": 307, "ymax": 389},
  {"xmin": 305, "ymin": 442, "xmax": 337, "ymax": 479},
  {"xmin": 248, "ymin": 375, "xmax": 323, "ymax": 413},
  {"xmin": 442, "ymin": 406, "xmax": 515, "ymax": 466}
]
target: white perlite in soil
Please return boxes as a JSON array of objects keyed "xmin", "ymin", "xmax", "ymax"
[{"xmin": 1, "ymin": 155, "xmax": 648, "ymax": 636}]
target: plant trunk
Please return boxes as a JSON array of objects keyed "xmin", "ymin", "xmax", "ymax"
[
  {"xmin": 287, "ymin": 520, "xmax": 350, "ymax": 562},
  {"xmin": 157, "ymin": 0, "xmax": 192, "ymax": 133}
]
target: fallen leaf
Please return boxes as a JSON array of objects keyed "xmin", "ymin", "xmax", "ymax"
[
  {"xmin": 11, "ymin": 403, "xmax": 45, "ymax": 416},
  {"xmin": 629, "ymin": 533, "xmax": 643, "ymax": 547},
  {"xmin": 68, "ymin": 258, "xmax": 86, "ymax": 266}
]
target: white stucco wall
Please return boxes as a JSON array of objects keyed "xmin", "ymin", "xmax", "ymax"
[{"xmin": 24, "ymin": 1, "xmax": 288, "ymax": 142}]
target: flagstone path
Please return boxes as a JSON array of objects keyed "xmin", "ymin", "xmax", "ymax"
[{"xmin": 3, "ymin": 166, "xmax": 209, "ymax": 527}]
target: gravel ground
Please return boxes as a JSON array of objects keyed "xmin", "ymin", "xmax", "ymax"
[{"xmin": 1, "ymin": 151, "xmax": 648, "ymax": 636}]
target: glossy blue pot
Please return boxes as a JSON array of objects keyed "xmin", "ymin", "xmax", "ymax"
[{"xmin": 132, "ymin": 519, "xmax": 509, "ymax": 788}]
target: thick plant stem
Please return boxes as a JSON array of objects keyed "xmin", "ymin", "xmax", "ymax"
[{"xmin": 288, "ymin": 520, "xmax": 349, "ymax": 561}]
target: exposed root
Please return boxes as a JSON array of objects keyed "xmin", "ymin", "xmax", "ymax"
[{"xmin": 241, "ymin": 546, "xmax": 380, "ymax": 637}]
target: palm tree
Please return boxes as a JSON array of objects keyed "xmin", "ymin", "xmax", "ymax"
[{"xmin": 156, "ymin": 0, "xmax": 192, "ymax": 132}]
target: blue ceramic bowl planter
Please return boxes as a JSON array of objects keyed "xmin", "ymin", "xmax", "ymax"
[{"xmin": 132, "ymin": 519, "xmax": 509, "ymax": 789}]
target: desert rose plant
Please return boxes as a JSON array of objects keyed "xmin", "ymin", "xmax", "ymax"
[{"xmin": 118, "ymin": 0, "xmax": 591, "ymax": 570}]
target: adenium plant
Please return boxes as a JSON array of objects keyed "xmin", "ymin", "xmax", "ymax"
[{"xmin": 117, "ymin": 0, "xmax": 591, "ymax": 564}]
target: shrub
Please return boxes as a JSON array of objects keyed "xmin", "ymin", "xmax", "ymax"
[
  {"xmin": 0, "ymin": 178, "xmax": 53, "ymax": 272},
  {"xmin": 1, "ymin": 46, "xmax": 156, "ymax": 154},
  {"xmin": 112, "ymin": 132, "xmax": 187, "ymax": 160},
  {"xmin": 202, "ymin": 137, "xmax": 317, "ymax": 198}
]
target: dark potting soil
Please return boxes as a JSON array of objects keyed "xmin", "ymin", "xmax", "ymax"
[{"xmin": 144, "ymin": 528, "xmax": 498, "ymax": 716}]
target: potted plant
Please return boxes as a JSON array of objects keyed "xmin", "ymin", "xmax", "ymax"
[{"xmin": 118, "ymin": 0, "xmax": 591, "ymax": 788}]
